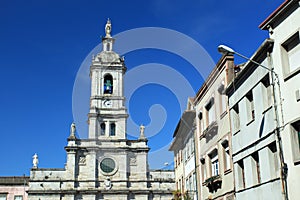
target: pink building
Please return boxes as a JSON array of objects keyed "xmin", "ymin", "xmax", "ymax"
[{"xmin": 0, "ymin": 177, "xmax": 29, "ymax": 200}]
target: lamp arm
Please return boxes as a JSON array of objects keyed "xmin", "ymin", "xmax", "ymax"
[{"xmin": 234, "ymin": 51, "xmax": 277, "ymax": 76}]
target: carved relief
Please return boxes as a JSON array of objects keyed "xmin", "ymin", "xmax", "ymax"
[
  {"xmin": 79, "ymin": 156, "xmax": 86, "ymax": 165},
  {"xmin": 129, "ymin": 153, "xmax": 137, "ymax": 166}
]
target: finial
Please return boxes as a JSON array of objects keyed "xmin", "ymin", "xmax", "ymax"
[
  {"xmin": 105, "ymin": 18, "xmax": 112, "ymax": 38},
  {"xmin": 69, "ymin": 122, "xmax": 76, "ymax": 139},
  {"xmin": 70, "ymin": 122, "xmax": 76, "ymax": 136},
  {"xmin": 32, "ymin": 153, "xmax": 38, "ymax": 168},
  {"xmin": 139, "ymin": 124, "xmax": 146, "ymax": 139}
]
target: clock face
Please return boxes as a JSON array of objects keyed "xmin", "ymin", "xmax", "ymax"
[{"xmin": 103, "ymin": 99, "xmax": 112, "ymax": 108}]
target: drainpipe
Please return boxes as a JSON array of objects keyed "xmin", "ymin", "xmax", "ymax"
[
  {"xmin": 268, "ymin": 52, "xmax": 288, "ymax": 200},
  {"xmin": 192, "ymin": 120, "xmax": 199, "ymax": 200}
]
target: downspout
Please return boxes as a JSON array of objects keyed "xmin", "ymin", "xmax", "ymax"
[
  {"xmin": 267, "ymin": 51, "xmax": 288, "ymax": 200},
  {"xmin": 192, "ymin": 117, "xmax": 199, "ymax": 200}
]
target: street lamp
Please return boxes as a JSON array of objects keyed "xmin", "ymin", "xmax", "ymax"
[
  {"xmin": 217, "ymin": 44, "xmax": 288, "ymax": 200},
  {"xmin": 218, "ymin": 45, "xmax": 276, "ymax": 73}
]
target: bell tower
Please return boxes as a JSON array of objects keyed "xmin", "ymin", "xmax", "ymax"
[{"xmin": 88, "ymin": 19, "xmax": 128, "ymax": 139}]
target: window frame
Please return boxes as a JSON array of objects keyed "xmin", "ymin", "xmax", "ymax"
[
  {"xmin": 218, "ymin": 80, "xmax": 227, "ymax": 116},
  {"xmin": 0, "ymin": 194, "xmax": 7, "ymax": 200},
  {"xmin": 103, "ymin": 74, "xmax": 113, "ymax": 94},
  {"xmin": 222, "ymin": 140, "xmax": 231, "ymax": 172},
  {"xmin": 237, "ymin": 160, "xmax": 245, "ymax": 189},
  {"xmin": 14, "ymin": 196, "xmax": 23, "ymax": 200},
  {"xmin": 252, "ymin": 152, "xmax": 261, "ymax": 184},
  {"xmin": 281, "ymin": 31, "xmax": 300, "ymax": 80},
  {"xmin": 231, "ymin": 104, "xmax": 240, "ymax": 134},
  {"xmin": 205, "ymin": 97, "xmax": 216, "ymax": 127},
  {"xmin": 100, "ymin": 122, "xmax": 106, "ymax": 135},
  {"xmin": 290, "ymin": 119, "xmax": 300, "ymax": 164},
  {"xmin": 245, "ymin": 90, "xmax": 255, "ymax": 124},
  {"xmin": 209, "ymin": 149, "xmax": 219, "ymax": 177},
  {"xmin": 261, "ymin": 74, "xmax": 272, "ymax": 111},
  {"xmin": 110, "ymin": 122, "xmax": 116, "ymax": 136}
]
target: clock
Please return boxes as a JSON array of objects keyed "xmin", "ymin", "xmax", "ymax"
[{"xmin": 103, "ymin": 99, "xmax": 112, "ymax": 108}]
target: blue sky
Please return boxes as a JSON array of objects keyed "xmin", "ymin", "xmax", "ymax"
[{"xmin": 0, "ymin": 0, "xmax": 283, "ymax": 175}]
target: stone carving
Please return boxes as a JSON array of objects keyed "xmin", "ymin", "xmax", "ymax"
[
  {"xmin": 70, "ymin": 122, "xmax": 76, "ymax": 137},
  {"xmin": 104, "ymin": 177, "xmax": 112, "ymax": 190},
  {"xmin": 105, "ymin": 19, "xmax": 112, "ymax": 37},
  {"xmin": 32, "ymin": 153, "xmax": 38, "ymax": 168},
  {"xmin": 139, "ymin": 124, "xmax": 145, "ymax": 139},
  {"xmin": 130, "ymin": 157, "xmax": 137, "ymax": 166},
  {"xmin": 129, "ymin": 152, "xmax": 137, "ymax": 166},
  {"xmin": 79, "ymin": 156, "xmax": 86, "ymax": 165}
]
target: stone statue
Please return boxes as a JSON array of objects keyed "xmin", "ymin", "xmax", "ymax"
[
  {"xmin": 139, "ymin": 124, "xmax": 145, "ymax": 139},
  {"xmin": 104, "ymin": 177, "xmax": 112, "ymax": 190},
  {"xmin": 105, "ymin": 19, "xmax": 112, "ymax": 37},
  {"xmin": 32, "ymin": 153, "xmax": 38, "ymax": 168},
  {"xmin": 70, "ymin": 122, "xmax": 76, "ymax": 136}
]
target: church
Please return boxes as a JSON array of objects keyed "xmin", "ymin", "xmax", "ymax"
[{"xmin": 27, "ymin": 20, "xmax": 175, "ymax": 200}]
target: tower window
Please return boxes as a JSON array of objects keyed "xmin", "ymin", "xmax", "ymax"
[
  {"xmin": 110, "ymin": 123, "xmax": 116, "ymax": 136},
  {"xmin": 104, "ymin": 74, "xmax": 113, "ymax": 94},
  {"xmin": 100, "ymin": 122, "xmax": 106, "ymax": 135},
  {"xmin": 107, "ymin": 43, "xmax": 111, "ymax": 51}
]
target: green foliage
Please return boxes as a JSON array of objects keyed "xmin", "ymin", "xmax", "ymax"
[{"xmin": 172, "ymin": 190, "xmax": 193, "ymax": 200}]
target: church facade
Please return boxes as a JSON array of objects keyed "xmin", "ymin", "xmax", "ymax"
[{"xmin": 27, "ymin": 20, "xmax": 175, "ymax": 200}]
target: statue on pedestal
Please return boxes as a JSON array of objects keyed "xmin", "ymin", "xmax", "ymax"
[
  {"xmin": 32, "ymin": 153, "xmax": 38, "ymax": 168},
  {"xmin": 70, "ymin": 122, "xmax": 76, "ymax": 137},
  {"xmin": 139, "ymin": 124, "xmax": 145, "ymax": 139},
  {"xmin": 105, "ymin": 19, "xmax": 112, "ymax": 37}
]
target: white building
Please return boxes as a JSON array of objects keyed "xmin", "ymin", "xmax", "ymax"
[
  {"xmin": 27, "ymin": 20, "xmax": 175, "ymax": 200},
  {"xmin": 169, "ymin": 98, "xmax": 197, "ymax": 199},
  {"xmin": 194, "ymin": 55, "xmax": 235, "ymax": 200},
  {"xmin": 259, "ymin": 0, "xmax": 300, "ymax": 199},
  {"xmin": 226, "ymin": 38, "xmax": 283, "ymax": 200}
]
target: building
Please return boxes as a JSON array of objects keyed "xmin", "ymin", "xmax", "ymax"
[
  {"xmin": 193, "ymin": 54, "xmax": 235, "ymax": 200},
  {"xmin": 169, "ymin": 98, "xmax": 197, "ymax": 199},
  {"xmin": 27, "ymin": 19, "xmax": 175, "ymax": 200},
  {"xmin": 259, "ymin": 0, "xmax": 300, "ymax": 199},
  {"xmin": 226, "ymin": 38, "xmax": 284, "ymax": 199},
  {"xmin": 0, "ymin": 176, "xmax": 29, "ymax": 200}
]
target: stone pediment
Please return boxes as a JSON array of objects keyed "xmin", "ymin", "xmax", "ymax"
[{"xmin": 95, "ymin": 51, "xmax": 122, "ymax": 64}]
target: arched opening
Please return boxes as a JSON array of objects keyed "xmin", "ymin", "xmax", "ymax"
[
  {"xmin": 106, "ymin": 43, "xmax": 111, "ymax": 51},
  {"xmin": 100, "ymin": 122, "xmax": 106, "ymax": 135},
  {"xmin": 110, "ymin": 123, "xmax": 116, "ymax": 136},
  {"xmin": 104, "ymin": 74, "xmax": 113, "ymax": 94}
]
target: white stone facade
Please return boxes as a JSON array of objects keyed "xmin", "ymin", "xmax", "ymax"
[
  {"xmin": 260, "ymin": 1, "xmax": 300, "ymax": 199},
  {"xmin": 27, "ymin": 20, "xmax": 174, "ymax": 200}
]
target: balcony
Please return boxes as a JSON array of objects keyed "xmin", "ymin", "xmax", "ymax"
[
  {"xmin": 203, "ymin": 175, "xmax": 222, "ymax": 193},
  {"xmin": 200, "ymin": 121, "xmax": 218, "ymax": 142}
]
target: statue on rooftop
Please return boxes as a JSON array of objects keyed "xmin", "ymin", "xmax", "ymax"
[
  {"xmin": 105, "ymin": 18, "xmax": 112, "ymax": 37},
  {"xmin": 70, "ymin": 122, "xmax": 76, "ymax": 137},
  {"xmin": 139, "ymin": 124, "xmax": 145, "ymax": 139},
  {"xmin": 32, "ymin": 153, "xmax": 38, "ymax": 168}
]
